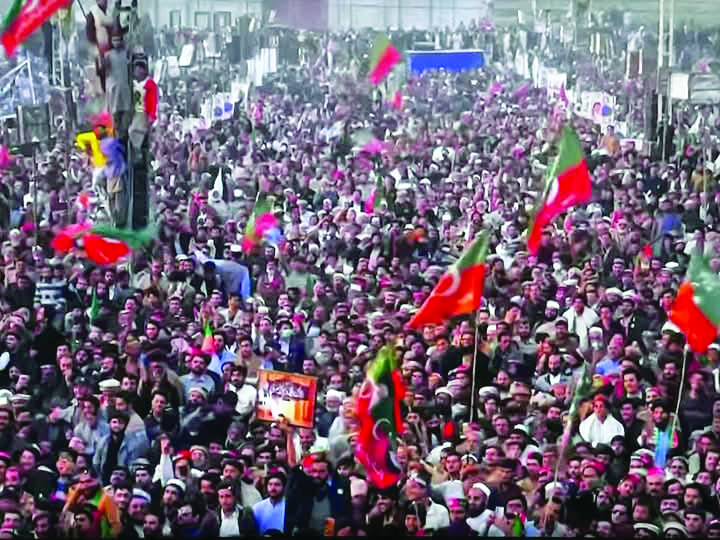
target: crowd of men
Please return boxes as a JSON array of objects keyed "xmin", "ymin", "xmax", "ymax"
[{"xmin": 3, "ymin": 4, "xmax": 720, "ymax": 537}]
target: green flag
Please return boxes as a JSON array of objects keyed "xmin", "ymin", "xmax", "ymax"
[{"xmin": 89, "ymin": 289, "xmax": 100, "ymax": 324}]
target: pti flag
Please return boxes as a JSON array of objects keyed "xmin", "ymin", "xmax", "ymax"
[
  {"xmin": 2, "ymin": 0, "xmax": 72, "ymax": 57},
  {"xmin": 527, "ymin": 126, "xmax": 591, "ymax": 254},
  {"xmin": 355, "ymin": 346, "xmax": 405, "ymax": 488},
  {"xmin": 408, "ymin": 232, "xmax": 489, "ymax": 329},
  {"xmin": 669, "ymin": 252, "xmax": 720, "ymax": 353},
  {"xmin": 242, "ymin": 195, "xmax": 279, "ymax": 253},
  {"xmin": 368, "ymin": 33, "xmax": 402, "ymax": 86}
]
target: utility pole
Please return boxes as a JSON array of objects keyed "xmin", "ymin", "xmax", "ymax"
[{"xmin": 658, "ymin": 0, "xmax": 675, "ymax": 161}]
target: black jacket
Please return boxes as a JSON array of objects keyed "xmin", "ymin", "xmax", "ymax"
[{"xmin": 284, "ymin": 467, "xmax": 350, "ymax": 534}]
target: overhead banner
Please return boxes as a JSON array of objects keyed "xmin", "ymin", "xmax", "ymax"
[
  {"xmin": 256, "ymin": 370, "xmax": 318, "ymax": 429},
  {"xmin": 406, "ymin": 50, "xmax": 485, "ymax": 76}
]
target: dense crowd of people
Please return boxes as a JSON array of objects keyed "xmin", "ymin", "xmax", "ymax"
[{"xmin": 3, "ymin": 5, "xmax": 720, "ymax": 537}]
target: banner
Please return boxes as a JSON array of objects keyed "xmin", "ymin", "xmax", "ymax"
[
  {"xmin": 577, "ymin": 91, "xmax": 616, "ymax": 126},
  {"xmin": 212, "ymin": 93, "xmax": 234, "ymax": 121},
  {"xmin": 255, "ymin": 370, "xmax": 318, "ymax": 429}
]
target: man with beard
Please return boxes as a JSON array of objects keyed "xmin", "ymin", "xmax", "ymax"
[
  {"xmin": 124, "ymin": 489, "xmax": 151, "ymax": 538},
  {"xmin": 491, "ymin": 331, "xmax": 520, "ymax": 375},
  {"xmin": 640, "ymin": 399, "xmax": 682, "ymax": 454},
  {"xmin": 167, "ymin": 256, "xmax": 200, "ymax": 313},
  {"xmin": 465, "ymin": 482, "xmax": 494, "ymax": 534},
  {"xmin": 199, "ymin": 472, "xmax": 220, "ymax": 513},
  {"xmin": 435, "ymin": 498, "xmax": 475, "ymax": 536},
  {"xmin": 226, "ymin": 365, "xmax": 257, "ymax": 421},
  {"xmin": 535, "ymin": 354, "xmax": 570, "ymax": 394},
  {"xmin": 133, "ymin": 461, "xmax": 155, "ymax": 497},
  {"xmin": 347, "ymin": 477, "xmax": 369, "ymax": 529},
  {"xmin": 142, "ymin": 512, "xmax": 164, "ymax": 539},
  {"xmin": 316, "ymin": 389, "xmax": 343, "ymax": 438},
  {"xmin": 515, "ymin": 318, "xmax": 538, "ymax": 360},
  {"xmin": 618, "ymin": 293, "xmax": 649, "ymax": 353},
  {"xmin": 535, "ymin": 300, "xmax": 560, "ymax": 337},
  {"xmin": 179, "ymin": 353, "xmax": 216, "ymax": 402},
  {"xmin": 252, "ymin": 469, "xmax": 288, "ymax": 534},
  {"xmin": 658, "ymin": 355, "xmax": 681, "ymax": 403},
  {"xmin": 220, "ymin": 458, "xmax": 262, "ymax": 509},
  {"xmin": 94, "ymin": 410, "xmax": 149, "ymax": 485},
  {"xmin": 159, "ymin": 479, "xmax": 185, "ymax": 536},
  {"xmin": 285, "ymin": 451, "xmax": 350, "ymax": 535}
]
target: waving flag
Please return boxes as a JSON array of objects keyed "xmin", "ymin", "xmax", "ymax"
[
  {"xmin": 243, "ymin": 195, "xmax": 278, "ymax": 253},
  {"xmin": 527, "ymin": 126, "xmax": 591, "ymax": 254},
  {"xmin": 670, "ymin": 252, "xmax": 720, "ymax": 352},
  {"xmin": 52, "ymin": 223, "xmax": 154, "ymax": 266},
  {"xmin": 368, "ymin": 33, "xmax": 402, "ymax": 86},
  {"xmin": 89, "ymin": 224, "xmax": 155, "ymax": 251},
  {"xmin": 89, "ymin": 288, "xmax": 100, "ymax": 324},
  {"xmin": 391, "ymin": 90, "xmax": 403, "ymax": 110},
  {"xmin": 2, "ymin": 0, "xmax": 72, "ymax": 57},
  {"xmin": 560, "ymin": 361, "xmax": 593, "ymax": 452},
  {"xmin": 355, "ymin": 346, "xmax": 405, "ymax": 488},
  {"xmin": 82, "ymin": 234, "xmax": 130, "ymax": 266},
  {"xmin": 364, "ymin": 172, "xmax": 386, "ymax": 213},
  {"xmin": 408, "ymin": 232, "xmax": 489, "ymax": 329},
  {"xmin": 201, "ymin": 322, "xmax": 215, "ymax": 353}
]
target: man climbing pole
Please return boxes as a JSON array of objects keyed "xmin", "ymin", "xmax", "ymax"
[
  {"xmin": 127, "ymin": 53, "xmax": 157, "ymax": 229},
  {"xmin": 86, "ymin": 0, "xmax": 118, "ymax": 92}
]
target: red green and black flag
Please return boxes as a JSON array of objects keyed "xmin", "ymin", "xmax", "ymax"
[
  {"xmin": 670, "ymin": 252, "xmax": 720, "ymax": 352},
  {"xmin": 408, "ymin": 232, "xmax": 488, "ymax": 329},
  {"xmin": 355, "ymin": 345, "xmax": 405, "ymax": 488},
  {"xmin": 368, "ymin": 33, "xmax": 402, "ymax": 86},
  {"xmin": 242, "ymin": 195, "xmax": 278, "ymax": 253},
  {"xmin": 527, "ymin": 126, "xmax": 592, "ymax": 254},
  {"xmin": 2, "ymin": 0, "xmax": 72, "ymax": 57}
]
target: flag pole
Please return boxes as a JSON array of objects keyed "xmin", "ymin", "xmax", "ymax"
[
  {"xmin": 543, "ymin": 350, "xmax": 598, "ymax": 530},
  {"xmin": 667, "ymin": 345, "xmax": 687, "ymax": 456},
  {"xmin": 469, "ymin": 307, "xmax": 481, "ymax": 423}
]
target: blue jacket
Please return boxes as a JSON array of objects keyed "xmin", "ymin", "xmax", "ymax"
[
  {"xmin": 93, "ymin": 429, "xmax": 149, "ymax": 476},
  {"xmin": 209, "ymin": 259, "xmax": 251, "ymax": 301}
]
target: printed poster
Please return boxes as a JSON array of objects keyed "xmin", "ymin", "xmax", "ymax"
[{"xmin": 256, "ymin": 370, "xmax": 318, "ymax": 429}]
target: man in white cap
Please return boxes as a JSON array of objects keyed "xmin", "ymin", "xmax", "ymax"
[
  {"xmin": 534, "ymin": 300, "xmax": 561, "ymax": 338},
  {"xmin": 349, "ymin": 477, "xmax": 369, "ymax": 525},
  {"xmin": 466, "ymin": 482, "xmax": 494, "ymax": 534},
  {"xmin": 128, "ymin": 488, "xmax": 152, "ymax": 537}
]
